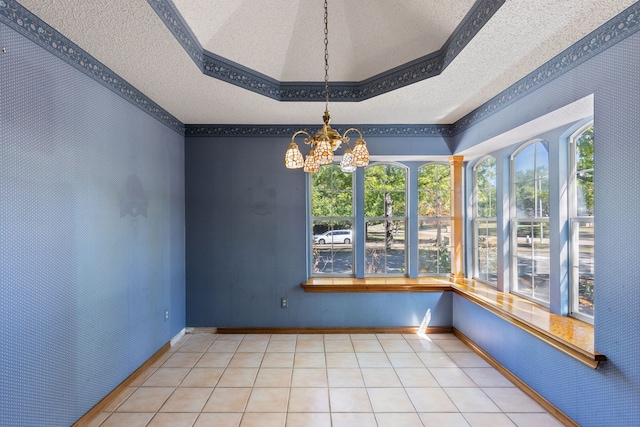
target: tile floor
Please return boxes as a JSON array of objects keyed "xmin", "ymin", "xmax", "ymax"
[{"xmin": 89, "ymin": 332, "xmax": 564, "ymax": 427}]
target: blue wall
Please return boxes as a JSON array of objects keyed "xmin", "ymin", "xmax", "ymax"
[
  {"xmin": 453, "ymin": 30, "xmax": 640, "ymax": 427},
  {"xmin": 185, "ymin": 135, "xmax": 453, "ymax": 328},
  {"xmin": 0, "ymin": 23, "xmax": 185, "ymax": 426}
]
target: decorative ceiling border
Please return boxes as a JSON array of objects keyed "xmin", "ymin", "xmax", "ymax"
[
  {"xmin": 0, "ymin": 0, "xmax": 185, "ymax": 134},
  {"xmin": 453, "ymin": 0, "xmax": 640, "ymax": 134},
  {"xmin": 148, "ymin": 0, "xmax": 505, "ymax": 102},
  {"xmin": 184, "ymin": 124, "xmax": 455, "ymax": 138}
]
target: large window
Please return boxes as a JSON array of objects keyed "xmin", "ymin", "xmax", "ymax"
[
  {"xmin": 310, "ymin": 165, "xmax": 353, "ymax": 275},
  {"xmin": 511, "ymin": 140, "xmax": 550, "ymax": 305},
  {"xmin": 364, "ymin": 164, "xmax": 407, "ymax": 275},
  {"xmin": 473, "ymin": 157, "xmax": 497, "ymax": 285},
  {"xmin": 418, "ymin": 164, "xmax": 451, "ymax": 275},
  {"xmin": 569, "ymin": 124, "xmax": 594, "ymax": 322}
]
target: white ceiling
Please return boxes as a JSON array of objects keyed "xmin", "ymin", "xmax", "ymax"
[{"xmin": 17, "ymin": 0, "xmax": 636, "ymax": 125}]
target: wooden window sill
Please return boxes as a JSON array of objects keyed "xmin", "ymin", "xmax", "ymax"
[{"xmin": 301, "ymin": 276, "xmax": 605, "ymax": 369}]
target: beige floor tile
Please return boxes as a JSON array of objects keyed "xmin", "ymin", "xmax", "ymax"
[
  {"xmin": 419, "ymin": 412, "xmax": 471, "ymax": 426},
  {"xmin": 193, "ymin": 412, "xmax": 242, "ymax": 427},
  {"xmin": 207, "ymin": 341, "xmax": 241, "ymax": 353},
  {"xmin": 286, "ymin": 412, "xmax": 331, "ymax": 427},
  {"xmin": 323, "ymin": 340, "xmax": 354, "ymax": 352},
  {"xmin": 294, "ymin": 352, "xmax": 326, "ymax": 368},
  {"xmin": 462, "ymin": 412, "xmax": 517, "ymax": 427},
  {"xmin": 142, "ymin": 367, "xmax": 190, "ymax": 387},
  {"xmin": 177, "ymin": 340, "xmax": 215, "ymax": 353},
  {"xmin": 376, "ymin": 412, "xmax": 424, "ymax": 427},
  {"xmin": 429, "ymin": 367, "xmax": 476, "ymax": 387},
  {"xmin": 379, "ymin": 339, "xmax": 414, "ymax": 352},
  {"xmin": 395, "ymin": 368, "xmax": 439, "ymax": 387},
  {"xmin": 444, "ymin": 387, "xmax": 502, "ymax": 413},
  {"xmin": 449, "ymin": 352, "xmax": 491, "ymax": 367},
  {"xmin": 160, "ymin": 387, "xmax": 213, "ymax": 412},
  {"xmin": 352, "ymin": 340, "xmax": 384, "ymax": 353},
  {"xmin": 236, "ymin": 340, "xmax": 268, "ymax": 353},
  {"xmin": 463, "ymin": 368, "xmax": 515, "ymax": 387},
  {"xmin": 288, "ymin": 387, "xmax": 330, "ymax": 412},
  {"xmin": 129, "ymin": 367, "xmax": 157, "ymax": 386},
  {"xmin": 242, "ymin": 334, "xmax": 271, "ymax": 341},
  {"xmin": 254, "ymin": 368, "xmax": 292, "ymax": 387},
  {"xmin": 217, "ymin": 368, "xmax": 258, "ymax": 387},
  {"xmin": 162, "ymin": 352, "xmax": 202, "ymax": 368},
  {"xmin": 361, "ymin": 368, "xmax": 403, "ymax": 387},
  {"xmin": 228, "ymin": 352, "xmax": 264, "ymax": 368},
  {"xmin": 296, "ymin": 340, "xmax": 325, "ymax": 352},
  {"xmin": 327, "ymin": 368, "xmax": 365, "ymax": 387},
  {"xmin": 408, "ymin": 339, "xmax": 444, "ymax": 352},
  {"xmin": 482, "ymin": 388, "xmax": 545, "ymax": 413},
  {"xmin": 266, "ymin": 340, "xmax": 296, "ymax": 352},
  {"xmin": 216, "ymin": 334, "xmax": 245, "ymax": 341},
  {"xmin": 195, "ymin": 352, "xmax": 233, "ymax": 368},
  {"xmin": 117, "ymin": 387, "xmax": 174, "ymax": 413},
  {"xmin": 150, "ymin": 352, "xmax": 172, "ymax": 368},
  {"xmin": 147, "ymin": 412, "xmax": 199, "ymax": 427},
  {"xmin": 437, "ymin": 340, "xmax": 473, "ymax": 352},
  {"xmin": 325, "ymin": 352, "xmax": 359, "ymax": 368},
  {"xmin": 100, "ymin": 412, "xmax": 155, "ymax": 427},
  {"xmin": 405, "ymin": 387, "xmax": 459, "ymax": 412},
  {"xmin": 245, "ymin": 387, "xmax": 289, "ymax": 412},
  {"xmin": 201, "ymin": 388, "xmax": 251, "ymax": 412},
  {"xmin": 324, "ymin": 333, "xmax": 351, "ymax": 340},
  {"xmin": 331, "ymin": 412, "xmax": 378, "ymax": 427},
  {"xmin": 297, "ymin": 334, "xmax": 323, "ymax": 341},
  {"xmin": 291, "ymin": 368, "xmax": 328, "ymax": 387},
  {"xmin": 85, "ymin": 411, "xmax": 110, "ymax": 427},
  {"xmin": 506, "ymin": 412, "xmax": 564, "ymax": 427},
  {"xmin": 239, "ymin": 412, "xmax": 286, "ymax": 427},
  {"xmin": 268, "ymin": 334, "xmax": 297, "ymax": 341},
  {"xmin": 428, "ymin": 333, "xmax": 458, "ymax": 340},
  {"xmin": 417, "ymin": 352, "xmax": 457, "ymax": 367},
  {"xmin": 387, "ymin": 352, "xmax": 425, "ymax": 368},
  {"xmin": 367, "ymin": 388, "xmax": 415, "ymax": 412},
  {"xmin": 356, "ymin": 352, "xmax": 392, "ymax": 368},
  {"xmin": 261, "ymin": 352, "xmax": 294, "ymax": 368},
  {"xmin": 179, "ymin": 367, "xmax": 224, "ymax": 387},
  {"xmin": 350, "ymin": 334, "xmax": 378, "ymax": 340},
  {"xmin": 377, "ymin": 333, "xmax": 405, "ymax": 340},
  {"xmin": 329, "ymin": 388, "xmax": 373, "ymax": 412}
]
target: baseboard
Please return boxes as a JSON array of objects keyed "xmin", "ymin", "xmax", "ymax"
[
  {"xmin": 454, "ymin": 329, "xmax": 578, "ymax": 427},
  {"xmin": 216, "ymin": 326, "xmax": 453, "ymax": 335},
  {"xmin": 72, "ymin": 341, "xmax": 171, "ymax": 427}
]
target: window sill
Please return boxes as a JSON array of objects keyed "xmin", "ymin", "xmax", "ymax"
[{"xmin": 301, "ymin": 276, "xmax": 605, "ymax": 369}]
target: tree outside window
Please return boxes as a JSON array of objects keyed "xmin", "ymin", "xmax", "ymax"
[
  {"xmin": 418, "ymin": 164, "xmax": 451, "ymax": 275},
  {"xmin": 473, "ymin": 157, "xmax": 498, "ymax": 285}
]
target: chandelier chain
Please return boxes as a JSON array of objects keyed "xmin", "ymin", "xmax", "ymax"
[{"xmin": 324, "ymin": 0, "xmax": 329, "ymax": 110}]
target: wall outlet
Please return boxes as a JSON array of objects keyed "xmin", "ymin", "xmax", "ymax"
[
  {"xmin": 164, "ymin": 309, "xmax": 169, "ymax": 321},
  {"xmin": 281, "ymin": 298, "xmax": 288, "ymax": 309}
]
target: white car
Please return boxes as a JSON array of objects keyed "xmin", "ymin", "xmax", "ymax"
[{"xmin": 313, "ymin": 230, "xmax": 352, "ymax": 244}]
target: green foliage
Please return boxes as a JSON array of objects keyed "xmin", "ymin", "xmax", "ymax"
[
  {"xmin": 418, "ymin": 164, "xmax": 450, "ymax": 217},
  {"xmin": 364, "ymin": 164, "xmax": 406, "ymax": 217},
  {"xmin": 311, "ymin": 165, "xmax": 353, "ymax": 217},
  {"xmin": 476, "ymin": 157, "xmax": 496, "ymax": 217},
  {"xmin": 575, "ymin": 126, "xmax": 594, "ymax": 215}
]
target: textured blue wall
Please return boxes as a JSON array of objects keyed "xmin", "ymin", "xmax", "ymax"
[
  {"xmin": 453, "ymin": 31, "xmax": 640, "ymax": 427},
  {"xmin": 185, "ymin": 135, "xmax": 453, "ymax": 328},
  {"xmin": 0, "ymin": 23, "xmax": 185, "ymax": 426}
]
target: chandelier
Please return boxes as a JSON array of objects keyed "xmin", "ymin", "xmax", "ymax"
[{"xmin": 284, "ymin": 0, "xmax": 370, "ymax": 173}]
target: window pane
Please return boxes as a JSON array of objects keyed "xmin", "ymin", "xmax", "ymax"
[
  {"xmin": 477, "ymin": 188, "xmax": 496, "ymax": 218},
  {"xmin": 365, "ymin": 220, "xmax": 406, "ymax": 274},
  {"xmin": 312, "ymin": 221, "xmax": 353, "ymax": 274},
  {"xmin": 573, "ymin": 220, "xmax": 594, "ymax": 318},
  {"xmin": 418, "ymin": 220, "xmax": 452, "ymax": 275},
  {"xmin": 514, "ymin": 180, "xmax": 536, "ymax": 217},
  {"xmin": 418, "ymin": 164, "xmax": 450, "ymax": 217},
  {"xmin": 513, "ymin": 221, "xmax": 550, "ymax": 304},
  {"xmin": 365, "ymin": 164, "xmax": 407, "ymax": 218},
  {"xmin": 476, "ymin": 220, "xmax": 498, "ymax": 284}
]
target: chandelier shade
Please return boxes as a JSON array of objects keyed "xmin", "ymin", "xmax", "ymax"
[{"xmin": 284, "ymin": 0, "xmax": 369, "ymax": 174}]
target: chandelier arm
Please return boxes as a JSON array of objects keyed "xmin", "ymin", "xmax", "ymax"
[
  {"xmin": 342, "ymin": 127, "xmax": 364, "ymax": 141},
  {"xmin": 291, "ymin": 130, "xmax": 314, "ymax": 146}
]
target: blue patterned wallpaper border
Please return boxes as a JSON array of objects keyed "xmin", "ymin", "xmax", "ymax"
[
  {"xmin": 184, "ymin": 124, "xmax": 454, "ymax": 138},
  {"xmin": 150, "ymin": 0, "xmax": 505, "ymax": 102},
  {"xmin": 453, "ymin": 1, "xmax": 640, "ymax": 134},
  {"xmin": 0, "ymin": 0, "xmax": 185, "ymax": 135}
]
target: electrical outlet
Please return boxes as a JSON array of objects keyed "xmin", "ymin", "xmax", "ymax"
[
  {"xmin": 281, "ymin": 298, "xmax": 288, "ymax": 309},
  {"xmin": 164, "ymin": 309, "xmax": 169, "ymax": 321}
]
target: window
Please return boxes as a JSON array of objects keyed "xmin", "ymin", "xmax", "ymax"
[
  {"xmin": 473, "ymin": 157, "xmax": 498, "ymax": 285},
  {"xmin": 310, "ymin": 165, "xmax": 353, "ymax": 275},
  {"xmin": 418, "ymin": 163, "xmax": 451, "ymax": 275},
  {"xmin": 364, "ymin": 164, "xmax": 407, "ymax": 275},
  {"xmin": 569, "ymin": 124, "xmax": 594, "ymax": 322},
  {"xmin": 511, "ymin": 140, "xmax": 550, "ymax": 305}
]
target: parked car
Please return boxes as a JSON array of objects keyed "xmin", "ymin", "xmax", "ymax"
[{"xmin": 313, "ymin": 230, "xmax": 352, "ymax": 244}]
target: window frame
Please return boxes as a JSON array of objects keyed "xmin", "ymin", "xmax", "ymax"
[{"xmin": 472, "ymin": 156, "xmax": 498, "ymax": 285}]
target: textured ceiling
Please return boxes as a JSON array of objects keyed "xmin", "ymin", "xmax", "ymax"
[{"xmin": 15, "ymin": 0, "xmax": 637, "ymax": 125}]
